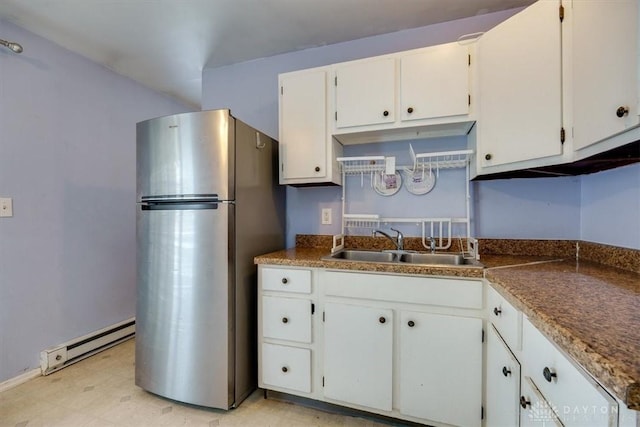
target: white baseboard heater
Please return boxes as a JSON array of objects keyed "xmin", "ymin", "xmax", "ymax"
[{"xmin": 40, "ymin": 317, "xmax": 135, "ymax": 375}]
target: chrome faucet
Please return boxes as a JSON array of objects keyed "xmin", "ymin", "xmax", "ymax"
[
  {"xmin": 426, "ymin": 236, "xmax": 436, "ymax": 253},
  {"xmin": 373, "ymin": 228, "xmax": 404, "ymax": 251}
]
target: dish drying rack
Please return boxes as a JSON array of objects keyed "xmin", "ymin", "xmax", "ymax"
[{"xmin": 332, "ymin": 147, "xmax": 478, "ymax": 258}]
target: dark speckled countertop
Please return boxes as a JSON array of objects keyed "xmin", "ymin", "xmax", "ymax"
[{"xmin": 254, "ymin": 237, "xmax": 640, "ymax": 409}]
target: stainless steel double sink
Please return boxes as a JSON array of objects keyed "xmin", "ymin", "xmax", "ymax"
[{"xmin": 322, "ymin": 249, "xmax": 483, "ymax": 267}]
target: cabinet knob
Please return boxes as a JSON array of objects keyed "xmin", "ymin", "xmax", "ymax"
[
  {"xmin": 616, "ymin": 106, "xmax": 629, "ymax": 118},
  {"xmin": 383, "ymin": 110, "xmax": 389, "ymax": 117},
  {"xmin": 485, "ymin": 154, "xmax": 492, "ymax": 161},
  {"xmin": 314, "ymin": 166, "xmax": 321, "ymax": 172},
  {"xmin": 407, "ymin": 107, "xmax": 414, "ymax": 114},
  {"xmin": 502, "ymin": 366, "xmax": 512, "ymax": 377},
  {"xmin": 282, "ymin": 317, "xmax": 288, "ymax": 324},
  {"xmin": 281, "ymin": 277, "xmax": 288, "ymax": 284},
  {"xmin": 520, "ymin": 396, "xmax": 531, "ymax": 409},
  {"xmin": 543, "ymin": 367, "xmax": 557, "ymax": 382},
  {"xmin": 379, "ymin": 316, "xmax": 386, "ymax": 324},
  {"xmin": 281, "ymin": 366, "xmax": 288, "ymax": 373},
  {"xmin": 493, "ymin": 307, "xmax": 502, "ymax": 316},
  {"xmin": 407, "ymin": 320, "xmax": 415, "ymax": 327}
]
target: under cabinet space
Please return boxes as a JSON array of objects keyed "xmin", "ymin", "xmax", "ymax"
[{"xmin": 261, "ymin": 343, "xmax": 311, "ymax": 393}]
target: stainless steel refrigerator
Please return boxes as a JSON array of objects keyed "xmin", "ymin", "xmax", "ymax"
[{"xmin": 135, "ymin": 109, "xmax": 285, "ymax": 409}]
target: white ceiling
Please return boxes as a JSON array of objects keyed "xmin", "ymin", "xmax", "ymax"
[{"xmin": 0, "ymin": 0, "xmax": 533, "ymax": 109}]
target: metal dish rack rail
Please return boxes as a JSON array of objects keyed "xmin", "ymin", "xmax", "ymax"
[{"xmin": 332, "ymin": 148, "xmax": 477, "ymax": 258}]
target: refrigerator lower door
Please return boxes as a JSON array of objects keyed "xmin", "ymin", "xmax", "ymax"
[{"xmin": 136, "ymin": 201, "xmax": 235, "ymax": 409}]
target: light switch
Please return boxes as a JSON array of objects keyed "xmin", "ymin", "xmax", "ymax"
[{"xmin": 0, "ymin": 198, "xmax": 13, "ymax": 217}]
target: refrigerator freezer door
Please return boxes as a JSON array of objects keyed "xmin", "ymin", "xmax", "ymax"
[
  {"xmin": 135, "ymin": 201, "xmax": 235, "ymax": 409},
  {"xmin": 136, "ymin": 110, "xmax": 235, "ymax": 201}
]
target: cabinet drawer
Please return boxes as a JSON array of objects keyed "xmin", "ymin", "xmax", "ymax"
[
  {"xmin": 522, "ymin": 318, "xmax": 617, "ymax": 427},
  {"xmin": 520, "ymin": 376, "xmax": 563, "ymax": 427},
  {"xmin": 487, "ymin": 285, "xmax": 522, "ymax": 350},
  {"xmin": 261, "ymin": 267, "xmax": 311, "ymax": 294},
  {"xmin": 261, "ymin": 343, "xmax": 311, "ymax": 393},
  {"xmin": 324, "ymin": 271, "xmax": 482, "ymax": 309},
  {"xmin": 262, "ymin": 296, "xmax": 312, "ymax": 343}
]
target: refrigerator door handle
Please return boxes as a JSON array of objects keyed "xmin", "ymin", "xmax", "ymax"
[
  {"xmin": 141, "ymin": 194, "xmax": 220, "ymax": 203},
  {"xmin": 140, "ymin": 200, "xmax": 220, "ymax": 211}
]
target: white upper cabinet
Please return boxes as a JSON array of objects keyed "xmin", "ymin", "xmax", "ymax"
[
  {"xmin": 279, "ymin": 67, "xmax": 342, "ymax": 186},
  {"xmin": 400, "ymin": 43, "xmax": 470, "ymax": 122},
  {"xmin": 335, "ymin": 58, "xmax": 396, "ymax": 129},
  {"xmin": 476, "ymin": 0, "xmax": 564, "ymax": 170},
  {"xmin": 571, "ymin": 0, "xmax": 639, "ymax": 151},
  {"xmin": 332, "ymin": 42, "xmax": 475, "ymax": 144}
]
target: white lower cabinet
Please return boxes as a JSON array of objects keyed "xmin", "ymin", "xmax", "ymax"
[
  {"xmin": 258, "ymin": 266, "xmax": 315, "ymax": 396},
  {"xmin": 399, "ymin": 310, "xmax": 483, "ymax": 427},
  {"xmin": 323, "ymin": 302, "xmax": 393, "ymax": 411},
  {"xmin": 486, "ymin": 325, "xmax": 521, "ymax": 427},
  {"xmin": 262, "ymin": 343, "xmax": 311, "ymax": 393},
  {"xmin": 522, "ymin": 317, "xmax": 618, "ymax": 427},
  {"xmin": 520, "ymin": 376, "xmax": 564, "ymax": 427}
]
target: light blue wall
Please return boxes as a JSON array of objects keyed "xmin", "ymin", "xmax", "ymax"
[
  {"xmin": 0, "ymin": 20, "xmax": 193, "ymax": 382},
  {"xmin": 580, "ymin": 163, "xmax": 640, "ymax": 249}
]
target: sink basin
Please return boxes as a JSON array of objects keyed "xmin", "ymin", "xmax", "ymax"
[
  {"xmin": 326, "ymin": 249, "xmax": 397, "ymax": 263},
  {"xmin": 323, "ymin": 250, "xmax": 482, "ymax": 267},
  {"xmin": 399, "ymin": 252, "xmax": 466, "ymax": 266}
]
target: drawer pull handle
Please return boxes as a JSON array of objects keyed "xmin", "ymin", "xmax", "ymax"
[
  {"xmin": 407, "ymin": 107, "xmax": 414, "ymax": 114},
  {"xmin": 282, "ymin": 317, "xmax": 288, "ymax": 324},
  {"xmin": 543, "ymin": 367, "xmax": 557, "ymax": 382},
  {"xmin": 281, "ymin": 278, "xmax": 288, "ymax": 284},
  {"xmin": 281, "ymin": 366, "xmax": 288, "ymax": 373},
  {"xmin": 520, "ymin": 396, "xmax": 531, "ymax": 409},
  {"xmin": 407, "ymin": 320, "xmax": 415, "ymax": 327},
  {"xmin": 493, "ymin": 307, "xmax": 502, "ymax": 316},
  {"xmin": 383, "ymin": 110, "xmax": 389, "ymax": 117},
  {"xmin": 379, "ymin": 316, "xmax": 386, "ymax": 324},
  {"xmin": 502, "ymin": 366, "xmax": 511, "ymax": 377}
]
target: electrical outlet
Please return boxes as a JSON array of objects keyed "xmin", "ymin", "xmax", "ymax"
[
  {"xmin": 0, "ymin": 198, "xmax": 12, "ymax": 217},
  {"xmin": 321, "ymin": 208, "xmax": 332, "ymax": 225}
]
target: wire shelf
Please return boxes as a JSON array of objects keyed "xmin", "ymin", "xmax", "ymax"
[
  {"xmin": 410, "ymin": 146, "xmax": 473, "ymax": 172},
  {"xmin": 343, "ymin": 214, "xmax": 381, "ymax": 230},
  {"xmin": 337, "ymin": 156, "xmax": 386, "ymax": 175}
]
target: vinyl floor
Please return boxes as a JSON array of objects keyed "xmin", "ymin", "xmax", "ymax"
[{"xmin": 0, "ymin": 339, "xmax": 388, "ymax": 427}]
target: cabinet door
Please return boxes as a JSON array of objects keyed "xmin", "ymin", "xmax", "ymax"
[
  {"xmin": 400, "ymin": 43, "xmax": 470, "ymax": 121},
  {"xmin": 572, "ymin": 0, "xmax": 639, "ymax": 150},
  {"xmin": 323, "ymin": 301, "xmax": 393, "ymax": 411},
  {"xmin": 335, "ymin": 58, "xmax": 395, "ymax": 128},
  {"xmin": 399, "ymin": 311, "xmax": 482, "ymax": 427},
  {"xmin": 279, "ymin": 69, "xmax": 327, "ymax": 181},
  {"xmin": 477, "ymin": 0, "xmax": 563, "ymax": 167},
  {"xmin": 486, "ymin": 325, "xmax": 521, "ymax": 427}
]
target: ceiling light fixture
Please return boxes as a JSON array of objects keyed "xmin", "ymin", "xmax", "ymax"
[{"xmin": 0, "ymin": 39, "xmax": 23, "ymax": 53}]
